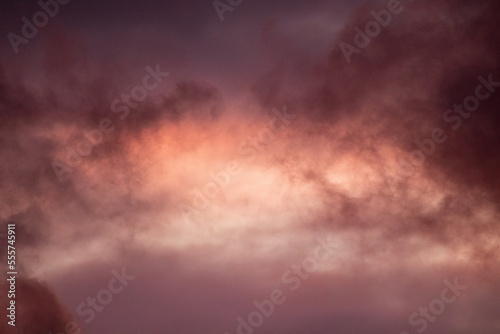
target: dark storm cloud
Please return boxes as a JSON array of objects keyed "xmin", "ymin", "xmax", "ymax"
[
  {"xmin": 0, "ymin": 25, "xmax": 226, "ymax": 290},
  {"xmin": 0, "ymin": 277, "xmax": 83, "ymax": 334},
  {"xmin": 251, "ymin": 0, "xmax": 500, "ymax": 202},
  {"xmin": 0, "ymin": 0, "xmax": 499, "ymax": 334},
  {"xmin": 243, "ymin": 0, "xmax": 500, "ymax": 301}
]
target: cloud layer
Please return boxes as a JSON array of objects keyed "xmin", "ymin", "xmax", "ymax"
[{"xmin": 0, "ymin": 0, "xmax": 499, "ymax": 333}]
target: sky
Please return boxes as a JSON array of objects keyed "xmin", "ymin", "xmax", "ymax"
[{"xmin": 0, "ymin": 0, "xmax": 499, "ymax": 333}]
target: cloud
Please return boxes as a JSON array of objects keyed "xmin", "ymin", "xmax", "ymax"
[
  {"xmin": 0, "ymin": 277, "xmax": 83, "ymax": 334},
  {"xmin": 0, "ymin": 0, "xmax": 499, "ymax": 333}
]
